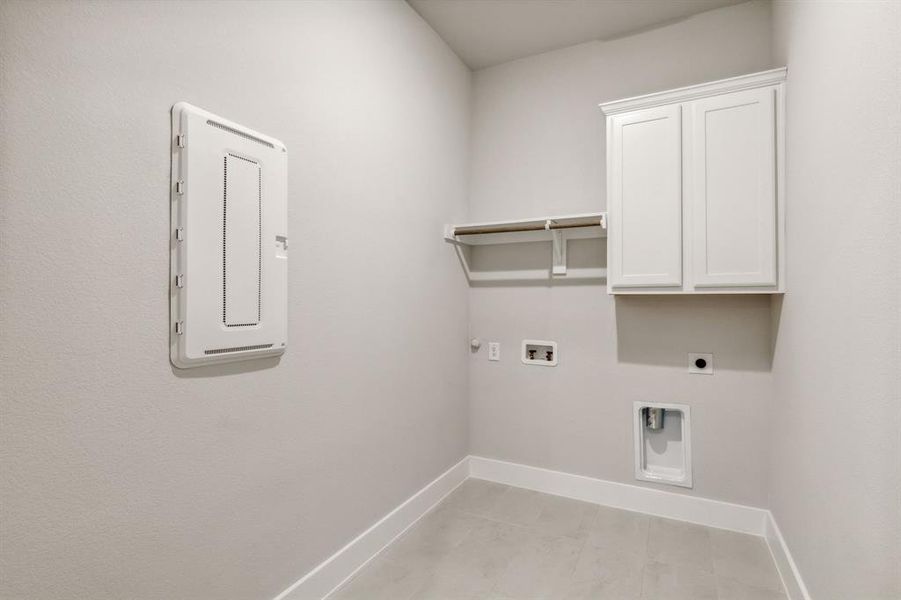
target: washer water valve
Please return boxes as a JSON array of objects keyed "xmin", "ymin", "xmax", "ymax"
[
  {"xmin": 645, "ymin": 407, "xmax": 665, "ymax": 431},
  {"xmin": 521, "ymin": 340, "xmax": 558, "ymax": 367}
]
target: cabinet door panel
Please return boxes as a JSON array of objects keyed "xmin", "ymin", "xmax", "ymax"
[
  {"xmin": 609, "ymin": 105, "xmax": 682, "ymax": 288},
  {"xmin": 690, "ymin": 87, "xmax": 777, "ymax": 287}
]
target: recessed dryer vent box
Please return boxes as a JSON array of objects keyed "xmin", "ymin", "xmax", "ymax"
[{"xmin": 170, "ymin": 103, "xmax": 287, "ymax": 368}]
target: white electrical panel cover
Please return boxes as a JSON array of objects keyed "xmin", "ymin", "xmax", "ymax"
[{"xmin": 170, "ymin": 103, "xmax": 287, "ymax": 368}]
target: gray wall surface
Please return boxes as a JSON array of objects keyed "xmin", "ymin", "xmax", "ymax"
[
  {"xmin": 467, "ymin": 0, "xmax": 778, "ymax": 507},
  {"xmin": 0, "ymin": 1, "xmax": 471, "ymax": 598},
  {"xmin": 769, "ymin": 2, "xmax": 901, "ymax": 598},
  {"xmin": 3, "ymin": 1, "xmax": 899, "ymax": 598}
]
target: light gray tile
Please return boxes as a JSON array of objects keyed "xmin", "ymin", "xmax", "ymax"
[
  {"xmin": 717, "ymin": 575, "xmax": 789, "ymax": 600},
  {"xmin": 440, "ymin": 478, "xmax": 510, "ymax": 518},
  {"xmin": 492, "ymin": 531, "xmax": 584, "ymax": 598},
  {"xmin": 408, "ymin": 575, "xmax": 482, "ymax": 600},
  {"xmin": 379, "ymin": 506, "xmax": 484, "ymax": 573},
  {"xmin": 411, "ymin": 519, "xmax": 526, "ymax": 598},
  {"xmin": 555, "ymin": 576, "xmax": 643, "ymax": 600},
  {"xmin": 641, "ymin": 561, "xmax": 718, "ymax": 600},
  {"xmin": 463, "ymin": 514, "xmax": 534, "ymax": 548},
  {"xmin": 484, "ymin": 486, "xmax": 545, "ymax": 527},
  {"xmin": 390, "ymin": 503, "xmax": 480, "ymax": 549},
  {"xmin": 532, "ymin": 493, "xmax": 599, "ymax": 540},
  {"xmin": 710, "ymin": 529, "xmax": 784, "ymax": 592},
  {"xmin": 586, "ymin": 506, "xmax": 650, "ymax": 557},
  {"xmin": 329, "ymin": 558, "xmax": 429, "ymax": 600},
  {"xmin": 647, "ymin": 517, "xmax": 714, "ymax": 572},
  {"xmin": 336, "ymin": 485, "xmax": 789, "ymax": 600},
  {"xmin": 570, "ymin": 542, "xmax": 645, "ymax": 586}
]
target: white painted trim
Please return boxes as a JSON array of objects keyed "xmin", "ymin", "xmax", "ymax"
[
  {"xmin": 275, "ymin": 456, "xmax": 808, "ymax": 600},
  {"xmin": 469, "ymin": 457, "xmax": 810, "ymax": 597},
  {"xmin": 765, "ymin": 511, "xmax": 811, "ymax": 600},
  {"xmin": 273, "ymin": 457, "xmax": 469, "ymax": 600},
  {"xmin": 469, "ymin": 456, "xmax": 767, "ymax": 535},
  {"xmin": 599, "ymin": 67, "xmax": 787, "ymax": 115}
]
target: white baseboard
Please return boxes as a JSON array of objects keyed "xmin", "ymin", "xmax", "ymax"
[
  {"xmin": 470, "ymin": 455, "xmax": 768, "ymax": 535},
  {"xmin": 274, "ymin": 457, "xmax": 469, "ymax": 600},
  {"xmin": 471, "ymin": 456, "xmax": 810, "ymax": 600},
  {"xmin": 275, "ymin": 455, "xmax": 809, "ymax": 600},
  {"xmin": 764, "ymin": 510, "xmax": 811, "ymax": 600}
]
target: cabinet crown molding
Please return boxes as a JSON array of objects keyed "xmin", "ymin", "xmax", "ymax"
[{"xmin": 599, "ymin": 67, "xmax": 786, "ymax": 116}]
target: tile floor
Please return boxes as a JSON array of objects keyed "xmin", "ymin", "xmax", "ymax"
[{"xmin": 330, "ymin": 479, "xmax": 787, "ymax": 600}]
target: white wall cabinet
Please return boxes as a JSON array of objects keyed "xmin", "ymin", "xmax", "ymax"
[
  {"xmin": 609, "ymin": 104, "xmax": 683, "ymax": 288},
  {"xmin": 601, "ymin": 68, "xmax": 786, "ymax": 294}
]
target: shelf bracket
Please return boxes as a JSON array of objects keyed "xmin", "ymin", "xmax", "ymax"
[{"xmin": 552, "ymin": 229, "xmax": 567, "ymax": 275}]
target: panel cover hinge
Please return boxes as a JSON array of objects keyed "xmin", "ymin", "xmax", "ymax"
[
  {"xmin": 175, "ymin": 274, "xmax": 184, "ymax": 288},
  {"xmin": 175, "ymin": 180, "xmax": 184, "ymax": 195},
  {"xmin": 175, "ymin": 134, "xmax": 185, "ymax": 148},
  {"xmin": 175, "ymin": 228, "xmax": 184, "ymax": 241},
  {"xmin": 175, "ymin": 321, "xmax": 184, "ymax": 335}
]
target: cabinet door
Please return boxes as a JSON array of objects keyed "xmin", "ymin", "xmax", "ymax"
[
  {"xmin": 690, "ymin": 87, "xmax": 777, "ymax": 287},
  {"xmin": 608, "ymin": 105, "xmax": 682, "ymax": 289}
]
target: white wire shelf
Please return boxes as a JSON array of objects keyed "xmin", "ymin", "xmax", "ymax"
[
  {"xmin": 445, "ymin": 212, "xmax": 607, "ymax": 282},
  {"xmin": 444, "ymin": 212, "xmax": 606, "ymax": 246}
]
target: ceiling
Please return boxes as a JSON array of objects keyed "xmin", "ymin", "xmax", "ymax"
[{"xmin": 407, "ymin": 0, "xmax": 748, "ymax": 70}]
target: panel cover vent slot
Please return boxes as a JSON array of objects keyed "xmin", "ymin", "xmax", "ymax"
[
  {"xmin": 223, "ymin": 153, "xmax": 262, "ymax": 328},
  {"xmin": 207, "ymin": 119, "xmax": 275, "ymax": 148},
  {"xmin": 204, "ymin": 344, "xmax": 274, "ymax": 355}
]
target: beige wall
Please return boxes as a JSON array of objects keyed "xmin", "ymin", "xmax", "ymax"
[
  {"xmin": 467, "ymin": 0, "xmax": 778, "ymax": 507},
  {"xmin": 0, "ymin": 1, "xmax": 471, "ymax": 598},
  {"xmin": 769, "ymin": 2, "xmax": 901, "ymax": 598}
]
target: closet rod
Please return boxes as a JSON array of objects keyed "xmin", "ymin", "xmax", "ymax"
[{"xmin": 453, "ymin": 218, "xmax": 603, "ymax": 236}]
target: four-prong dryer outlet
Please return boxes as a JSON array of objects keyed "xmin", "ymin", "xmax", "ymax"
[{"xmin": 170, "ymin": 103, "xmax": 288, "ymax": 368}]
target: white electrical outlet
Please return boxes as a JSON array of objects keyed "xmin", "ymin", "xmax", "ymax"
[
  {"xmin": 688, "ymin": 353, "xmax": 713, "ymax": 374},
  {"xmin": 488, "ymin": 342, "xmax": 500, "ymax": 361}
]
